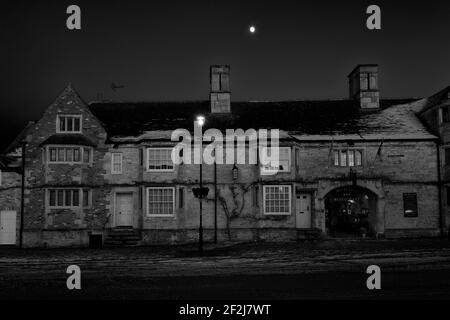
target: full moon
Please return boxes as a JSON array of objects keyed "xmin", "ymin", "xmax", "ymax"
[{"xmin": 249, "ymin": 26, "xmax": 256, "ymax": 33}]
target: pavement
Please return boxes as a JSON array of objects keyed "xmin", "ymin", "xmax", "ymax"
[{"xmin": 1, "ymin": 239, "xmax": 450, "ymax": 299}]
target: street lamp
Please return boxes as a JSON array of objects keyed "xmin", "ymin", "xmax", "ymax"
[{"xmin": 196, "ymin": 115, "xmax": 205, "ymax": 254}]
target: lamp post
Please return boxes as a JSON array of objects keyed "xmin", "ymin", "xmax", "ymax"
[{"xmin": 196, "ymin": 115, "xmax": 205, "ymax": 254}]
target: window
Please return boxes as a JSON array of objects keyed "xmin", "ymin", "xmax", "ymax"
[
  {"xmin": 47, "ymin": 146, "xmax": 91, "ymax": 164},
  {"xmin": 442, "ymin": 107, "xmax": 450, "ymax": 123},
  {"xmin": 146, "ymin": 187, "xmax": 175, "ymax": 216},
  {"xmin": 48, "ymin": 188, "xmax": 90, "ymax": 208},
  {"xmin": 0, "ymin": 169, "xmax": 2, "ymax": 186},
  {"xmin": 334, "ymin": 149, "xmax": 363, "ymax": 167},
  {"xmin": 261, "ymin": 147, "xmax": 291, "ymax": 174},
  {"xmin": 147, "ymin": 148, "xmax": 174, "ymax": 172},
  {"xmin": 263, "ymin": 185, "xmax": 291, "ymax": 215},
  {"xmin": 403, "ymin": 193, "xmax": 418, "ymax": 217},
  {"xmin": 57, "ymin": 115, "xmax": 82, "ymax": 133},
  {"xmin": 83, "ymin": 148, "xmax": 91, "ymax": 163},
  {"xmin": 111, "ymin": 153, "xmax": 123, "ymax": 174}
]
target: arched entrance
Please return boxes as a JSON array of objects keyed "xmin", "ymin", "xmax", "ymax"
[{"xmin": 324, "ymin": 186, "xmax": 377, "ymax": 238}]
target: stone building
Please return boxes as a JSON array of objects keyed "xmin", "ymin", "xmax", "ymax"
[{"xmin": 0, "ymin": 64, "xmax": 449, "ymax": 247}]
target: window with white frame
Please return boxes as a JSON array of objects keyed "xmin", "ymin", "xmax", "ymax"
[
  {"xmin": 56, "ymin": 115, "xmax": 82, "ymax": 133},
  {"xmin": 146, "ymin": 187, "xmax": 175, "ymax": 216},
  {"xmin": 261, "ymin": 147, "xmax": 291, "ymax": 174},
  {"xmin": 333, "ymin": 149, "xmax": 363, "ymax": 167},
  {"xmin": 147, "ymin": 148, "xmax": 174, "ymax": 171},
  {"xmin": 48, "ymin": 188, "xmax": 92, "ymax": 208},
  {"xmin": 47, "ymin": 146, "xmax": 91, "ymax": 163},
  {"xmin": 111, "ymin": 153, "xmax": 123, "ymax": 174},
  {"xmin": 263, "ymin": 185, "xmax": 292, "ymax": 215}
]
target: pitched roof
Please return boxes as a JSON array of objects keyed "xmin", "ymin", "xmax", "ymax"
[
  {"xmin": 418, "ymin": 86, "xmax": 450, "ymax": 114},
  {"xmin": 89, "ymin": 98, "xmax": 436, "ymax": 141}
]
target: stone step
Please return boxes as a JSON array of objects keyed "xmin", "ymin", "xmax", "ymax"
[
  {"xmin": 297, "ymin": 229, "xmax": 322, "ymax": 240},
  {"xmin": 104, "ymin": 228, "xmax": 142, "ymax": 246}
]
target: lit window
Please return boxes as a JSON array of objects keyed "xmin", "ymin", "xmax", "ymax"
[
  {"xmin": 48, "ymin": 188, "xmax": 90, "ymax": 208},
  {"xmin": 340, "ymin": 150, "xmax": 347, "ymax": 167},
  {"xmin": 147, "ymin": 148, "xmax": 174, "ymax": 172},
  {"xmin": 348, "ymin": 151, "xmax": 355, "ymax": 167},
  {"xmin": 146, "ymin": 187, "xmax": 175, "ymax": 216},
  {"xmin": 111, "ymin": 153, "xmax": 123, "ymax": 174},
  {"xmin": 333, "ymin": 149, "xmax": 363, "ymax": 167},
  {"xmin": 57, "ymin": 115, "xmax": 82, "ymax": 133},
  {"xmin": 355, "ymin": 150, "xmax": 362, "ymax": 166},
  {"xmin": 261, "ymin": 147, "xmax": 291, "ymax": 174},
  {"xmin": 263, "ymin": 185, "xmax": 291, "ymax": 215}
]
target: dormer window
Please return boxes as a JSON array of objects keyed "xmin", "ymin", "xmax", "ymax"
[{"xmin": 57, "ymin": 115, "xmax": 82, "ymax": 133}]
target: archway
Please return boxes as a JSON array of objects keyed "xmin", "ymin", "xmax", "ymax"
[{"xmin": 324, "ymin": 186, "xmax": 378, "ymax": 238}]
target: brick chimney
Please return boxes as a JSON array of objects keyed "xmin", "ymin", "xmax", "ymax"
[
  {"xmin": 348, "ymin": 64, "xmax": 380, "ymax": 110},
  {"xmin": 210, "ymin": 65, "xmax": 231, "ymax": 113}
]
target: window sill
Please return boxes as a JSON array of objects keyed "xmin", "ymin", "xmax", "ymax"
[
  {"xmin": 263, "ymin": 213, "xmax": 291, "ymax": 216},
  {"xmin": 146, "ymin": 214, "xmax": 176, "ymax": 218},
  {"xmin": 48, "ymin": 162, "xmax": 87, "ymax": 165}
]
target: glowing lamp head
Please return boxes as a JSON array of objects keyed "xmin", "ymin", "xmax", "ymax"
[
  {"xmin": 196, "ymin": 115, "xmax": 205, "ymax": 127},
  {"xmin": 249, "ymin": 26, "xmax": 256, "ymax": 33}
]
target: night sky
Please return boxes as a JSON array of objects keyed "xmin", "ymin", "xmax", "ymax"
[{"xmin": 0, "ymin": 0, "xmax": 449, "ymax": 151}]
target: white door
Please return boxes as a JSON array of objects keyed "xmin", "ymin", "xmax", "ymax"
[
  {"xmin": 296, "ymin": 194, "xmax": 311, "ymax": 229},
  {"xmin": 0, "ymin": 211, "xmax": 17, "ymax": 245},
  {"xmin": 116, "ymin": 193, "xmax": 133, "ymax": 227}
]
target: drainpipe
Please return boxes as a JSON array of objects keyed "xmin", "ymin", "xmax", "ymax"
[
  {"xmin": 436, "ymin": 142, "xmax": 445, "ymax": 238},
  {"xmin": 19, "ymin": 141, "xmax": 26, "ymax": 248},
  {"xmin": 214, "ymin": 162, "xmax": 217, "ymax": 243}
]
